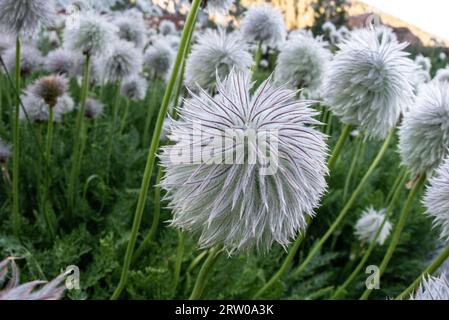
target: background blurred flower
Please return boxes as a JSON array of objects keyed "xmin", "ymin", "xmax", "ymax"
[
  {"xmin": 354, "ymin": 207, "xmax": 392, "ymax": 245},
  {"xmin": 144, "ymin": 39, "xmax": 175, "ymax": 80},
  {"xmin": 323, "ymin": 27, "xmax": 416, "ymax": 140},
  {"xmin": 185, "ymin": 29, "xmax": 252, "ymax": 90},
  {"xmin": 399, "ymin": 82, "xmax": 449, "ymax": 176},
  {"xmin": 423, "ymin": 157, "xmax": 449, "ymax": 240},
  {"xmin": 240, "ymin": 4, "xmax": 286, "ymax": 48}
]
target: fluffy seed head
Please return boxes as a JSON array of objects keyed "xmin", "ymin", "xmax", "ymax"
[
  {"xmin": 399, "ymin": 82, "xmax": 449, "ymax": 175},
  {"xmin": 0, "ymin": 258, "xmax": 65, "ymax": 300},
  {"xmin": 275, "ymin": 33, "xmax": 331, "ymax": 97},
  {"xmin": 20, "ymin": 91, "xmax": 62, "ymax": 122},
  {"xmin": 144, "ymin": 39, "xmax": 175, "ymax": 79},
  {"xmin": 207, "ymin": 0, "xmax": 235, "ymax": 13},
  {"xmin": 159, "ymin": 19, "xmax": 177, "ymax": 36},
  {"xmin": 30, "ymin": 75, "xmax": 68, "ymax": 107},
  {"xmin": 410, "ymin": 274, "xmax": 449, "ymax": 300},
  {"xmin": 434, "ymin": 67, "xmax": 449, "ymax": 83},
  {"xmin": 63, "ymin": 11, "xmax": 118, "ymax": 56},
  {"xmin": 3, "ymin": 44, "xmax": 43, "ymax": 76},
  {"xmin": 114, "ymin": 13, "xmax": 146, "ymax": 48},
  {"xmin": 160, "ymin": 70, "xmax": 328, "ymax": 253},
  {"xmin": 97, "ymin": 40, "xmax": 143, "ymax": 82},
  {"xmin": 323, "ymin": 27, "xmax": 416, "ymax": 140},
  {"xmin": 240, "ymin": 4, "xmax": 286, "ymax": 48},
  {"xmin": 84, "ymin": 97, "xmax": 104, "ymax": 119},
  {"xmin": 54, "ymin": 94, "xmax": 75, "ymax": 115},
  {"xmin": 0, "ymin": 33, "xmax": 13, "ymax": 56},
  {"xmin": 0, "ymin": 0, "xmax": 56, "ymax": 35},
  {"xmin": 44, "ymin": 48, "xmax": 82, "ymax": 76},
  {"xmin": 185, "ymin": 29, "xmax": 253, "ymax": 90},
  {"xmin": 322, "ymin": 21, "xmax": 336, "ymax": 34},
  {"xmin": 415, "ymin": 54, "xmax": 432, "ymax": 73},
  {"xmin": 354, "ymin": 207, "xmax": 392, "ymax": 245},
  {"xmin": 423, "ymin": 157, "xmax": 449, "ymax": 240},
  {"xmin": 0, "ymin": 139, "xmax": 12, "ymax": 164},
  {"xmin": 120, "ymin": 76, "xmax": 148, "ymax": 100}
]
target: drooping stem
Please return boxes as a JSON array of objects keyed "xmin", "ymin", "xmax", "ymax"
[
  {"xmin": 328, "ymin": 124, "xmax": 352, "ymax": 171},
  {"xmin": 67, "ymin": 54, "xmax": 91, "ymax": 213},
  {"xmin": 189, "ymin": 246, "xmax": 222, "ymax": 300},
  {"xmin": 43, "ymin": 107, "xmax": 56, "ymax": 238},
  {"xmin": 252, "ymin": 232, "xmax": 305, "ymax": 299},
  {"xmin": 360, "ymin": 173, "xmax": 427, "ymax": 300},
  {"xmin": 396, "ymin": 244, "xmax": 449, "ymax": 300},
  {"xmin": 11, "ymin": 36, "xmax": 21, "ymax": 236},
  {"xmin": 110, "ymin": 0, "xmax": 202, "ymax": 300},
  {"xmin": 331, "ymin": 170, "xmax": 408, "ymax": 300},
  {"xmin": 293, "ymin": 130, "xmax": 394, "ymax": 278}
]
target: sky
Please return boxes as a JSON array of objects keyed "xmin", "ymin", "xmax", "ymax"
[{"xmin": 361, "ymin": 0, "xmax": 449, "ymax": 41}]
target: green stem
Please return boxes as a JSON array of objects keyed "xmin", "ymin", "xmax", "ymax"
[
  {"xmin": 386, "ymin": 167, "xmax": 407, "ymax": 205},
  {"xmin": 396, "ymin": 244, "xmax": 449, "ymax": 300},
  {"xmin": 189, "ymin": 246, "xmax": 222, "ymax": 300},
  {"xmin": 328, "ymin": 124, "xmax": 352, "ymax": 171},
  {"xmin": 252, "ymin": 232, "xmax": 305, "ymax": 299},
  {"xmin": 119, "ymin": 99, "xmax": 130, "ymax": 135},
  {"xmin": 110, "ymin": 0, "xmax": 202, "ymax": 300},
  {"xmin": 325, "ymin": 113, "xmax": 333, "ymax": 136},
  {"xmin": 67, "ymin": 54, "xmax": 91, "ymax": 213},
  {"xmin": 43, "ymin": 108, "xmax": 56, "ymax": 238},
  {"xmin": 360, "ymin": 173, "xmax": 427, "ymax": 300},
  {"xmin": 331, "ymin": 171, "xmax": 408, "ymax": 299},
  {"xmin": 171, "ymin": 231, "xmax": 186, "ymax": 296},
  {"xmin": 252, "ymin": 41, "xmax": 262, "ymax": 74},
  {"xmin": 343, "ymin": 136, "xmax": 364, "ymax": 202},
  {"xmin": 12, "ymin": 37, "xmax": 21, "ymax": 236},
  {"xmin": 132, "ymin": 166, "xmax": 163, "ymax": 264},
  {"xmin": 106, "ymin": 80, "xmax": 122, "ymax": 180},
  {"xmin": 293, "ymin": 130, "xmax": 394, "ymax": 278}
]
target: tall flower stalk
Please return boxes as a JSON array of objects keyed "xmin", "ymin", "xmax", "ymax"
[
  {"xmin": 67, "ymin": 54, "xmax": 91, "ymax": 213},
  {"xmin": 331, "ymin": 170, "xmax": 408, "ymax": 299},
  {"xmin": 293, "ymin": 129, "xmax": 395, "ymax": 278},
  {"xmin": 110, "ymin": 0, "xmax": 203, "ymax": 300},
  {"xmin": 12, "ymin": 36, "xmax": 21, "ymax": 236},
  {"xmin": 360, "ymin": 174, "xmax": 427, "ymax": 299}
]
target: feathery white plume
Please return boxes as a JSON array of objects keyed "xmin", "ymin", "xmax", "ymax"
[
  {"xmin": 410, "ymin": 274, "xmax": 449, "ymax": 300},
  {"xmin": 354, "ymin": 207, "xmax": 392, "ymax": 245},
  {"xmin": 160, "ymin": 70, "xmax": 328, "ymax": 253}
]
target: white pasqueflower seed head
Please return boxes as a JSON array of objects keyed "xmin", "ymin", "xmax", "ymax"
[
  {"xmin": 185, "ymin": 29, "xmax": 253, "ymax": 90},
  {"xmin": 44, "ymin": 48, "xmax": 82, "ymax": 76},
  {"xmin": 159, "ymin": 19, "xmax": 177, "ymax": 36},
  {"xmin": 434, "ymin": 67, "xmax": 449, "ymax": 83},
  {"xmin": 240, "ymin": 4, "xmax": 286, "ymax": 48},
  {"xmin": 160, "ymin": 70, "xmax": 328, "ymax": 253},
  {"xmin": 322, "ymin": 21, "xmax": 336, "ymax": 34},
  {"xmin": 29, "ymin": 74, "xmax": 68, "ymax": 107},
  {"xmin": 410, "ymin": 274, "xmax": 449, "ymax": 300},
  {"xmin": 415, "ymin": 54, "xmax": 432, "ymax": 73},
  {"xmin": 0, "ymin": 0, "xmax": 56, "ymax": 35},
  {"xmin": 3, "ymin": 43, "xmax": 43, "ymax": 76},
  {"xmin": 120, "ymin": 75, "xmax": 148, "ymax": 100},
  {"xmin": 63, "ymin": 11, "xmax": 118, "ymax": 56},
  {"xmin": 97, "ymin": 40, "xmax": 143, "ymax": 82},
  {"xmin": 0, "ymin": 32, "xmax": 13, "ymax": 56},
  {"xmin": 0, "ymin": 139, "xmax": 12, "ymax": 164},
  {"xmin": 84, "ymin": 97, "xmax": 104, "ymax": 119},
  {"xmin": 20, "ymin": 91, "xmax": 62, "ymax": 122},
  {"xmin": 440, "ymin": 52, "xmax": 447, "ymax": 61},
  {"xmin": 423, "ymin": 157, "xmax": 449, "ymax": 240},
  {"xmin": 114, "ymin": 13, "xmax": 146, "ymax": 48},
  {"xmin": 275, "ymin": 33, "xmax": 331, "ymax": 96},
  {"xmin": 354, "ymin": 207, "xmax": 392, "ymax": 245},
  {"xmin": 323, "ymin": 27, "xmax": 416, "ymax": 140},
  {"xmin": 54, "ymin": 94, "xmax": 75, "ymax": 115},
  {"xmin": 207, "ymin": 0, "xmax": 235, "ymax": 13},
  {"xmin": 144, "ymin": 39, "xmax": 175, "ymax": 79},
  {"xmin": 0, "ymin": 258, "xmax": 65, "ymax": 300},
  {"xmin": 399, "ymin": 82, "xmax": 449, "ymax": 176}
]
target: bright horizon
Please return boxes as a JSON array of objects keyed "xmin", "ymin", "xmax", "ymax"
[{"xmin": 361, "ymin": 0, "xmax": 449, "ymax": 41}]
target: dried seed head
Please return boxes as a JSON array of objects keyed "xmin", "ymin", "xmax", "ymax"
[{"xmin": 30, "ymin": 75, "xmax": 68, "ymax": 108}]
